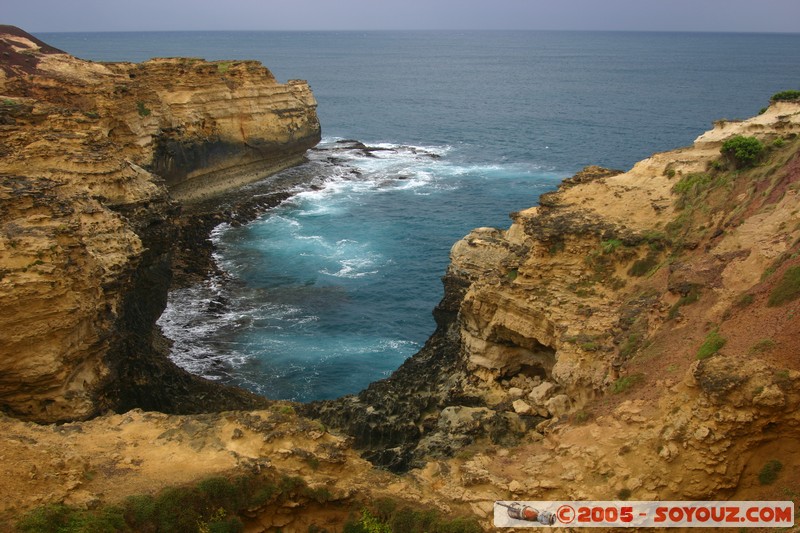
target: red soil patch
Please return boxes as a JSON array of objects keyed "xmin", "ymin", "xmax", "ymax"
[{"xmin": 0, "ymin": 25, "xmax": 66, "ymax": 77}]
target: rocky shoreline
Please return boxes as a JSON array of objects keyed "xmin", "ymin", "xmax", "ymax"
[
  {"xmin": 3, "ymin": 25, "xmax": 800, "ymax": 531},
  {"xmin": 305, "ymin": 99, "xmax": 800, "ymax": 499},
  {"xmin": 0, "ymin": 25, "xmax": 320, "ymax": 422}
]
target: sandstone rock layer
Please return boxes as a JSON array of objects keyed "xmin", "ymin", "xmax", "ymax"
[{"xmin": 0, "ymin": 26, "xmax": 319, "ymax": 422}]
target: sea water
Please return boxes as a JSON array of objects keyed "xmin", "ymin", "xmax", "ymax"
[{"xmin": 41, "ymin": 30, "xmax": 800, "ymax": 400}]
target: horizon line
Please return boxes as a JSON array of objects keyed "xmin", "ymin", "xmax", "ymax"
[{"xmin": 31, "ymin": 28, "xmax": 800, "ymax": 36}]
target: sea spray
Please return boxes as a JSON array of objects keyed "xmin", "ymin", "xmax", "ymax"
[{"xmin": 159, "ymin": 139, "xmax": 561, "ymax": 400}]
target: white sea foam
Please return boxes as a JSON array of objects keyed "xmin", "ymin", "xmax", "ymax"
[
  {"xmin": 158, "ymin": 136, "xmax": 557, "ymax": 400},
  {"xmin": 323, "ymin": 260, "xmax": 379, "ymax": 279},
  {"xmin": 304, "ymin": 139, "xmax": 456, "ymax": 197}
]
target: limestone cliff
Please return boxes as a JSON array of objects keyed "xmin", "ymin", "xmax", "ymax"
[
  {"xmin": 311, "ymin": 99, "xmax": 800, "ymax": 511},
  {"xmin": 0, "ymin": 26, "xmax": 319, "ymax": 423},
  {"xmin": 3, "ymin": 25, "xmax": 800, "ymax": 531}
]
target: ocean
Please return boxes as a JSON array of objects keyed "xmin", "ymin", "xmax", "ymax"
[{"xmin": 41, "ymin": 30, "xmax": 800, "ymax": 401}]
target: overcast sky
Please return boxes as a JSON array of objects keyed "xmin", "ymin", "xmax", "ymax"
[{"xmin": 5, "ymin": 0, "xmax": 800, "ymax": 33}]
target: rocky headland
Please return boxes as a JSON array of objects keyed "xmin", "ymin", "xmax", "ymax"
[
  {"xmin": 2, "ymin": 26, "xmax": 800, "ymax": 531},
  {"xmin": 0, "ymin": 25, "xmax": 319, "ymax": 425}
]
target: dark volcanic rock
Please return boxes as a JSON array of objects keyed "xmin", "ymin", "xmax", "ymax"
[{"xmin": 302, "ymin": 269, "xmax": 475, "ymax": 472}]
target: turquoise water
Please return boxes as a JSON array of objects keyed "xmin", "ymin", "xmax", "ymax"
[{"xmin": 43, "ymin": 30, "xmax": 800, "ymax": 400}]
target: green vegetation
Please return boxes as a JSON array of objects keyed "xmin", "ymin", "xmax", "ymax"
[
  {"xmin": 673, "ymin": 172, "xmax": 713, "ymax": 198},
  {"xmin": 772, "ymin": 137, "xmax": 785, "ymax": 148},
  {"xmin": 619, "ymin": 333, "xmax": 642, "ymax": 359},
  {"xmin": 642, "ymin": 230, "xmax": 669, "ymax": 251},
  {"xmin": 601, "ymin": 238, "xmax": 623, "ymax": 254},
  {"xmin": 767, "ymin": 265, "xmax": 800, "ymax": 306},
  {"xmin": 749, "ymin": 338, "xmax": 776, "ymax": 354},
  {"xmin": 343, "ymin": 505, "xmax": 481, "ymax": 533},
  {"xmin": 83, "ymin": 111, "xmax": 100, "ymax": 119},
  {"xmin": 735, "ymin": 293, "xmax": 755, "ymax": 308},
  {"xmin": 627, "ymin": 252, "xmax": 660, "ymax": 277},
  {"xmin": 721, "ymin": 135, "xmax": 764, "ymax": 168},
  {"xmin": 17, "ymin": 474, "xmax": 326, "ymax": 533},
  {"xmin": 617, "ymin": 488, "xmax": 632, "ymax": 501},
  {"xmin": 16, "ymin": 504, "xmax": 127, "ymax": 533},
  {"xmin": 696, "ymin": 330, "xmax": 726, "ymax": 360},
  {"xmin": 217, "ymin": 61, "xmax": 233, "ymax": 74},
  {"xmin": 763, "ymin": 251, "xmax": 795, "ymax": 282},
  {"xmin": 136, "ymin": 101, "xmax": 151, "ymax": 117},
  {"xmin": 305, "ymin": 455, "xmax": 321, "ymax": 470},
  {"xmin": 19, "ymin": 478, "xmax": 480, "ymax": 533},
  {"xmin": 667, "ymin": 289, "xmax": 700, "ymax": 320},
  {"xmin": 758, "ymin": 460, "xmax": 783, "ymax": 485},
  {"xmin": 345, "ymin": 510, "xmax": 392, "ymax": 533},
  {"xmin": 573, "ymin": 410, "xmax": 592, "ymax": 424},
  {"xmin": 709, "ymin": 159, "xmax": 725, "ymax": 171},
  {"xmin": 548, "ymin": 240, "xmax": 565, "ymax": 256},
  {"xmin": 277, "ymin": 404, "xmax": 296, "ymax": 415},
  {"xmin": 611, "ymin": 373, "xmax": 644, "ymax": 394},
  {"xmin": 506, "ymin": 268, "xmax": 518, "ymax": 281},
  {"xmin": 774, "ymin": 369, "xmax": 791, "ymax": 386},
  {"xmin": 770, "ymin": 90, "xmax": 800, "ymax": 103}
]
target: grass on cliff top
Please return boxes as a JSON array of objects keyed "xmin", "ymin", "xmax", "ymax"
[
  {"xmin": 16, "ymin": 473, "xmax": 324, "ymax": 533},
  {"xmin": 16, "ymin": 477, "xmax": 480, "ymax": 533},
  {"xmin": 667, "ymin": 133, "xmax": 800, "ymax": 249},
  {"xmin": 770, "ymin": 90, "xmax": 800, "ymax": 103},
  {"xmin": 343, "ymin": 502, "xmax": 482, "ymax": 533}
]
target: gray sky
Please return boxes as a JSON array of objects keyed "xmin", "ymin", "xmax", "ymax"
[{"xmin": 5, "ymin": 0, "xmax": 800, "ymax": 33}]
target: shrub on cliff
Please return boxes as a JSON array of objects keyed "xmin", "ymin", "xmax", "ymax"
[
  {"xmin": 770, "ymin": 90, "xmax": 800, "ymax": 103},
  {"xmin": 758, "ymin": 459, "xmax": 783, "ymax": 485},
  {"xmin": 721, "ymin": 135, "xmax": 764, "ymax": 168},
  {"xmin": 16, "ymin": 474, "xmax": 305, "ymax": 533},
  {"xmin": 16, "ymin": 504, "xmax": 126, "ymax": 533},
  {"xmin": 136, "ymin": 100, "xmax": 151, "ymax": 117}
]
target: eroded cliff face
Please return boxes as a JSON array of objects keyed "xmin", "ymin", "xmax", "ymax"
[
  {"xmin": 429, "ymin": 101, "xmax": 800, "ymax": 504},
  {"xmin": 4, "ymin": 25, "xmax": 800, "ymax": 530},
  {"xmin": 0, "ymin": 26, "xmax": 319, "ymax": 422},
  {"xmin": 312, "ymin": 101, "xmax": 800, "ymax": 512}
]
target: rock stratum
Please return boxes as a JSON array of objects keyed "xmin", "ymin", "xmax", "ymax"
[
  {"xmin": 2, "ymin": 27, "xmax": 800, "ymax": 532},
  {"xmin": 0, "ymin": 25, "xmax": 319, "ymax": 423}
]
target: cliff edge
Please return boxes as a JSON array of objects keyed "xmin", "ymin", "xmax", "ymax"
[
  {"xmin": 0, "ymin": 26, "xmax": 320, "ymax": 423},
  {"xmin": 310, "ymin": 98, "xmax": 800, "ymax": 509},
  {"xmin": 3, "ymin": 26, "xmax": 800, "ymax": 530}
]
